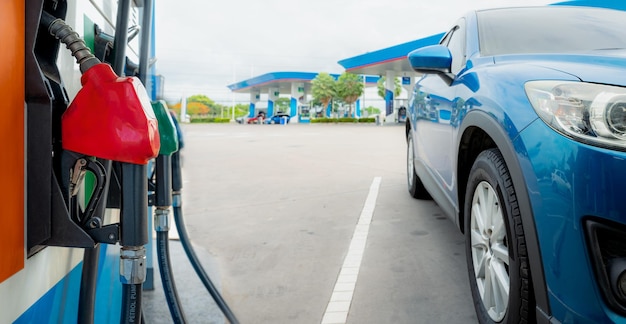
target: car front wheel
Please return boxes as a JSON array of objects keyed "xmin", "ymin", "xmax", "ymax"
[{"xmin": 464, "ymin": 148, "xmax": 533, "ymax": 323}]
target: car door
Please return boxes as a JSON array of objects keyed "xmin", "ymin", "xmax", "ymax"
[{"xmin": 414, "ymin": 20, "xmax": 467, "ymax": 210}]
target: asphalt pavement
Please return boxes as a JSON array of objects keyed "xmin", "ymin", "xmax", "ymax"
[{"xmin": 145, "ymin": 121, "xmax": 477, "ymax": 324}]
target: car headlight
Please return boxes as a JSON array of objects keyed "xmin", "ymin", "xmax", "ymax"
[{"xmin": 525, "ymin": 81, "xmax": 626, "ymax": 149}]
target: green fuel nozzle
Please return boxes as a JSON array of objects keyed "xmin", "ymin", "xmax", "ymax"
[{"xmin": 152, "ymin": 101, "xmax": 179, "ymax": 156}]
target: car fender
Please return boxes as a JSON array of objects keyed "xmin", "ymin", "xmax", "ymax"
[{"xmin": 458, "ymin": 110, "xmax": 553, "ymax": 323}]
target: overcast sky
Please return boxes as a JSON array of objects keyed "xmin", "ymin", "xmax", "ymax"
[{"xmin": 154, "ymin": 0, "xmax": 553, "ymax": 104}]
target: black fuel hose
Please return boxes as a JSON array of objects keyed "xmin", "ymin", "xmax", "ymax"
[
  {"xmin": 120, "ymin": 283, "xmax": 143, "ymax": 324},
  {"xmin": 157, "ymin": 230, "xmax": 187, "ymax": 323},
  {"xmin": 77, "ymin": 245, "xmax": 100, "ymax": 324},
  {"xmin": 172, "ymin": 204, "xmax": 240, "ymax": 324},
  {"xmin": 41, "ymin": 11, "xmax": 100, "ymax": 73},
  {"xmin": 119, "ymin": 162, "xmax": 148, "ymax": 324}
]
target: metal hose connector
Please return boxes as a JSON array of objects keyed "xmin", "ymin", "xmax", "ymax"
[
  {"xmin": 120, "ymin": 246, "xmax": 147, "ymax": 284},
  {"xmin": 42, "ymin": 12, "xmax": 100, "ymax": 73},
  {"xmin": 154, "ymin": 207, "xmax": 170, "ymax": 232}
]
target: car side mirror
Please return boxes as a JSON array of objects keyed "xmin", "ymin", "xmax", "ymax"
[{"xmin": 408, "ymin": 45, "xmax": 452, "ymax": 74}]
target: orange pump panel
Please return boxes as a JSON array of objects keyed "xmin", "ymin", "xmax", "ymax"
[{"xmin": 0, "ymin": 0, "xmax": 25, "ymax": 283}]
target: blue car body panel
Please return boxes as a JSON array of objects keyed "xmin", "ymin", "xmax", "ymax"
[
  {"xmin": 518, "ymin": 119, "xmax": 626, "ymax": 322},
  {"xmin": 410, "ymin": 59, "xmax": 582, "ymax": 216},
  {"xmin": 407, "ymin": 7, "xmax": 626, "ymax": 323},
  {"xmin": 494, "ymin": 53, "xmax": 626, "ymax": 86}
]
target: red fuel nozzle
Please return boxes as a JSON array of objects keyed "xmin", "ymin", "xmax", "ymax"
[{"xmin": 62, "ymin": 63, "xmax": 160, "ymax": 164}]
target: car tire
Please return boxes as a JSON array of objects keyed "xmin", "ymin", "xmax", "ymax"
[
  {"xmin": 406, "ymin": 132, "xmax": 430, "ymax": 199},
  {"xmin": 464, "ymin": 148, "xmax": 533, "ymax": 323}
]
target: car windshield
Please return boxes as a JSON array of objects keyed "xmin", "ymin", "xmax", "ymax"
[{"xmin": 477, "ymin": 7, "xmax": 626, "ymax": 56}]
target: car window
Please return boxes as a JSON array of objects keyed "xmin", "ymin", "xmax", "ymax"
[{"xmin": 477, "ymin": 7, "xmax": 626, "ymax": 56}]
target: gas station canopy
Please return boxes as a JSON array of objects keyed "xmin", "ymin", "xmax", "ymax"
[
  {"xmin": 337, "ymin": 33, "xmax": 445, "ymax": 76},
  {"xmin": 226, "ymin": 72, "xmax": 380, "ymax": 94},
  {"xmin": 227, "ymin": 72, "xmax": 323, "ymax": 94}
]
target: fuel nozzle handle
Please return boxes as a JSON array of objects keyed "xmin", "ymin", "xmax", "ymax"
[
  {"xmin": 171, "ymin": 151, "xmax": 183, "ymax": 193},
  {"xmin": 120, "ymin": 163, "xmax": 149, "ymax": 247},
  {"xmin": 151, "ymin": 101, "xmax": 179, "ymax": 208},
  {"xmin": 155, "ymin": 155, "xmax": 172, "ymax": 208}
]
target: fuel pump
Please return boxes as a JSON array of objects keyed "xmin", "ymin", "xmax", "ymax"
[
  {"xmin": 39, "ymin": 11, "xmax": 160, "ymax": 324},
  {"xmin": 33, "ymin": 3, "xmax": 239, "ymax": 323}
]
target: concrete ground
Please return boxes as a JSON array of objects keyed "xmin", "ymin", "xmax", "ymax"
[{"xmin": 144, "ymin": 122, "xmax": 477, "ymax": 324}]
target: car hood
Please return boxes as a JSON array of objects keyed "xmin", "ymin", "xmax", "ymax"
[{"xmin": 493, "ymin": 50, "xmax": 626, "ymax": 87}]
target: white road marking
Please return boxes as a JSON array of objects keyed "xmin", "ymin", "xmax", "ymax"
[{"xmin": 321, "ymin": 177, "xmax": 382, "ymax": 324}]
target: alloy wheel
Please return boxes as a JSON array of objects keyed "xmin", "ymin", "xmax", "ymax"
[
  {"xmin": 407, "ymin": 135, "xmax": 415, "ymax": 187},
  {"xmin": 469, "ymin": 181, "xmax": 510, "ymax": 322}
]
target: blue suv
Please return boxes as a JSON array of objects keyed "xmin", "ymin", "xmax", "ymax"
[{"xmin": 405, "ymin": 6, "xmax": 626, "ymax": 323}]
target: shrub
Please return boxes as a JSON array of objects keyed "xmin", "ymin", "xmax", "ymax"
[
  {"xmin": 190, "ymin": 117, "xmax": 231, "ymax": 123},
  {"xmin": 310, "ymin": 117, "xmax": 375, "ymax": 123},
  {"xmin": 311, "ymin": 117, "xmax": 334, "ymax": 123},
  {"xmin": 336, "ymin": 117, "xmax": 355, "ymax": 123},
  {"xmin": 357, "ymin": 118, "xmax": 375, "ymax": 123}
]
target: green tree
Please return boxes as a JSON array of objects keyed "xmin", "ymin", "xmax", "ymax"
[
  {"xmin": 377, "ymin": 76, "xmax": 402, "ymax": 100},
  {"xmin": 187, "ymin": 94, "xmax": 216, "ymax": 108},
  {"xmin": 186, "ymin": 101, "xmax": 210, "ymax": 115},
  {"xmin": 336, "ymin": 72, "xmax": 364, "ymax": 117},
  {"xmin": 311, "ymin": 72, "xmax": 336, "ymax": 117},
  {"xmin": 187, "ymin": 94, "xmax": 226, "ymax": 116}
]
